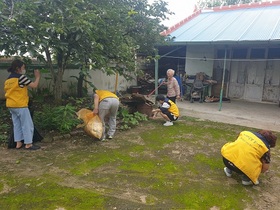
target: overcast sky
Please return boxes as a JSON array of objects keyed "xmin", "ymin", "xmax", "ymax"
[{"xmin": 149, "ymin": 0, "xmax": 197, "ymax": 27}]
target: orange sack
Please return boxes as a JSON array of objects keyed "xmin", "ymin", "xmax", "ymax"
[{"xmin": 76, "ymin": 108, "xmax": 103, "ymax": 139}]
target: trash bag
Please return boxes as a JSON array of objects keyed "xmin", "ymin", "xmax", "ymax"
[
  {"xmin": 7, "ymin": 128, "xmax": 16, "ymax": 149},
  {"xmin": 76, "ymin": 108, "xmax": 103, "ymax": 139},
  {"xmin": 7, "ymin": 126, "xmax": 44, "ymax": 149}
]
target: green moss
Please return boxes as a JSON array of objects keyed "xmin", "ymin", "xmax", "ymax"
[
  {"xmin": 0, "ymin": 181, "xmax": 3, "ymax": 191},
  {"xmin": 0, "ymin": 178, "xmax": 104, "ymax": 209},
  {"xmin": 174, "ymin": 184, "xmax": 252, "ymax": 209},
  {"xmin": 194, "ymin": 153, "xmax": 221, "ymax": 170},
  {"xmin": 118, "ymin": 156, "xmax": 182, "ymax": 176},
  {"xmin": 63, "ymin": 151, "xmax": 133, "ymax": 175},
  {"xmin": 0, "ymin": 117, "xmax": 277, "ymax": 209}
]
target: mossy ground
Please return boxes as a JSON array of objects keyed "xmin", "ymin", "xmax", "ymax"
[{"xmin": 1, "ymin": 117, "xmax": 280, "ymax": 210}]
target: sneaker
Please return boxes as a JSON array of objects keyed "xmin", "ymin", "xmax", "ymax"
[
  {"xmin": 107, "ymin": 135, "xmax": 113, "ymax": 140},
  {"xmin": 100, "ymin": 138, "xmax": 106, "ymax": 142},
  {"xmin": 242, "ymin": 180, "xmax": 253, "ymax": 186},
  {"xmin": 242, "ymin": 179, "xmax": 259, "ymax": 186},
  {"xmin": 24, "ymin": 145, "xmax": 41, "ymax": 150},
  {"xmin": 241, "ymin": 175, "xmax": 259, "ymax": 185},
  {"xmin": 223, "ymin": 167, "xmax": 232, "ymax": 177},
  {"xmin": 163, "ymin": 121, "xmax": 173, "ymax": 126}
]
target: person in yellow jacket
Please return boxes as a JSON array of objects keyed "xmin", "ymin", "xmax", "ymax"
[
  {"xmin": 4, "ymin": 59, "xmax": 41, "ymax": 150},
  {"xmin": 151, "ymin": 94, "xmax": 179, "ymax": 126},
  {"xmin": 93, "ymin": 90, "xmax": 119, "ymax": 141},
  {"xmin": 221, "ymin": 130, "xmax": 277, "ymax": 186}
]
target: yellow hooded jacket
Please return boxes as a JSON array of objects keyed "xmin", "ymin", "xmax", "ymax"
[
  {"xmin": 4, "ymin": 75, "xmax": 29, "ymax": 108},
  {"xmin": 221, "ymin": 131, "xmax": 269, "ymax": 184},
  {"xmin": 167, "ymin": 99, "xmax": 179, "ymax": 117},
  {"xmin": 95, "ymin": 90, "xmax": 119, "ymax": 102}
]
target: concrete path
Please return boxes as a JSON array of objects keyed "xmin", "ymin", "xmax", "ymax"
[{"xmin": 176, "ymin": 99, "xmax": 280, "ymax": 132}]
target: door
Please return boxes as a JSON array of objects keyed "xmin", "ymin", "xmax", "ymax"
[
  {"xmin": 262, "ymin": 60, "xmax": 280, "ymax": 102},
  {"xmin": 244, "ymin": 62, "xmax": 265, "ymax": 102}
]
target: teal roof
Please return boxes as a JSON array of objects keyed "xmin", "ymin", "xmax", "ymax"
[{"xmin": 161, "ymin": 1, "xmax": 280, "ymax": 44}]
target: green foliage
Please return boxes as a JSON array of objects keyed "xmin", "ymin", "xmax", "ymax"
[
  {"xmin": 117, "ymin": 106, "xmax": 147, "ymax": 130},
  {"xmin": 70, "ymin": 64, "xmax": 96, "ymax": 98},
  {"xmin": 29, "ymin": 87, "xmax": 54, "ymax": 103},
  {"xmin": 34, "ymin": 104, "xmax": 79, "ymax": 133},
  {"xmin": 67, "ymin": 96, "xmax": 93, "ymax": 110},
  {"xmin": 0, "ymin": 135, "xmax": 7, "ymax": 144},
  {"xmin": 33, "ymin": 98, "xmax": 147, "ymax": 133},
  {"xmin": 0, "ymin": 108, "xmax": 10, "ymax": 144},
  {"xmin": 0, "ymin": 0, "xmax": 171, "ymax": 101}
]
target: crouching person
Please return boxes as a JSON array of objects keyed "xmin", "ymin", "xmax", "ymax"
[
  {"xmin": 152, "ymin": 94, "xmax": 179, "ymax": 126},
  {"xmin": 221, "ymin": 130, "xmax": 277, "ymax": 186}
]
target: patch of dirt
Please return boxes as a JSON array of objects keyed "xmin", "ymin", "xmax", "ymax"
[{"xmin": 1, "ymin": 102, "xmax": 280, "ymax": 209}]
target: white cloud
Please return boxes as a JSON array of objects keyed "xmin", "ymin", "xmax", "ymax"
[{"xmin": 149, "ymin": 0, "xmax": 197, "ymax": 27}]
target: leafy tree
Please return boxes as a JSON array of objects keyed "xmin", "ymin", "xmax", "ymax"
[{"xmin": 0, "ymin": 0, "xmax": 171, "ymax": 102}]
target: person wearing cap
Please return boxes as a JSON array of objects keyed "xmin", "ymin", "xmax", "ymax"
[
  {"xmin": 93, "ymin": 90, "xmax": 119, "ymax": 141},
  {"xmin": 221, "ymin": 130, "xmax": 277, "ymax": 185}
]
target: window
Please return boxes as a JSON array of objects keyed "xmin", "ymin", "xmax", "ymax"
[
  {"xmin": 216, "ymin": 49, "xmax": 230, "ymax": 59},
  {"xmin": 268, "ymin": 48, "xmax": 280, "ymax": 59},
  {"xmin": 232, "ymin": 48, "xmax": 247, "ymax": 59},
  {"xmin": 250, "ymin": 48, "xmax": 265, "ymax": 59}
]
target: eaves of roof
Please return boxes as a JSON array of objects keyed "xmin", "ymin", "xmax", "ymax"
[{"xmin": 161, "ymin": 1, "xmax": 280, "ymax": 44}]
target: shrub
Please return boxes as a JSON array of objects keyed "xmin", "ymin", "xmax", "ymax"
[
  {"xmin": 34, "ymin": 104, "xmax": 80, "ymax": 133},
  {"xmin": 117, "ymin": 106, "xmax": 147, "ymax": 130}
]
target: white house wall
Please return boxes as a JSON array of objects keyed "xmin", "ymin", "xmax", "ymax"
[
  {"xmin": 228, "ymin": 59, "xmax": 280, "ymax": 103},
  {"xmin": 63, "ymin": 69, "xmax": 136, "ymax": 96},
  {"xmin": 262, "ymin": 60, "xmax": 280, "ymax": 102},
  {"xmin": 0, "ymin": 69, "xmax": 136, "ymax": 99},
  {"xmin": 243, "ymin": 62, "xmax": 265, "ymax": 102},
  {"xmin": 183, "ymin": 45, "xmax": 280, "ymax": 103},
  {"xmin": 185, "ymin": 45, "xmax": 215, "ymax": 77},
  {"xmin": 228, "ymin": 61, "xmax": 246, "ymax": 98}
]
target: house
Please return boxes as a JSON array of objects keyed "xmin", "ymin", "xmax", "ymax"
[{"xmin": 158, "ymin": 1, "xmax": 280, "ymax": 103}]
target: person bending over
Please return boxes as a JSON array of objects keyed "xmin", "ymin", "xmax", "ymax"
[
  {"xmin": 93, "ymin": 90, "xmax": 119, "ymax": 141},
  {"xmin": 221, "ymin": 130, "xmax": 277, "ymax": 186}
]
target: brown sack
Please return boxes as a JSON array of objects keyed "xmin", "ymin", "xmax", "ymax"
[
  {"xmin": 85, "ymin": 113, "xmax": 103, "ymax": 139},
  {"xmin": 76, "ymin": 108, "xmax": 103, "ymax": 139}
]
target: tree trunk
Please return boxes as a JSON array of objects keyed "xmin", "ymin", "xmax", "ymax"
[
  {"xmin": 77, "ymin": 74, "xmax": 85, "ymax": 98},
  {"xmin": 53, "ymin": 68, "xmax": 64, "ymax": 104}
]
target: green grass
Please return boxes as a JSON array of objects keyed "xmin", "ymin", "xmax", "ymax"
[
  {"xmin": 0, "ymin": 177, "xmax": 104, "ymax": 210},
  {"xmin": 0, "ymin": 117, "xmax": 279, "ymax": 209}
]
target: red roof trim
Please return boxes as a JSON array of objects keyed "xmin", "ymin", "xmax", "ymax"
[
  {"xmin": 160, "ymin": 0, "xmax": 280, "ymax": 36},
  {"xmin": 160, "ymin": 10, "xmax": 201, "ymax": 36}
]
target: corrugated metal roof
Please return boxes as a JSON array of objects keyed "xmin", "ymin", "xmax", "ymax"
[{"xmin": 161, "ymin": 1, "xmax": 280, "ymax": 44}]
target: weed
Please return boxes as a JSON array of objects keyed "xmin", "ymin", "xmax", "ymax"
[
  {"xmin": 117, "ymin": 106, "xmax": 147, "ymax": 130},
  {"xmin": 34, "ymin": 104, "xmax": 80, "ymax": 133}
]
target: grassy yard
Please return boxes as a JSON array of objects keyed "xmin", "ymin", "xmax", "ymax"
[{"xmin": 0, "ymin": 116, "xmax": 279, "ymax": 210}]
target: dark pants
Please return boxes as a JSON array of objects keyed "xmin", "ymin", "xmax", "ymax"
[{"xmin": 223, "ymin": 157, "xmax": 246, "ymax": 175}]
